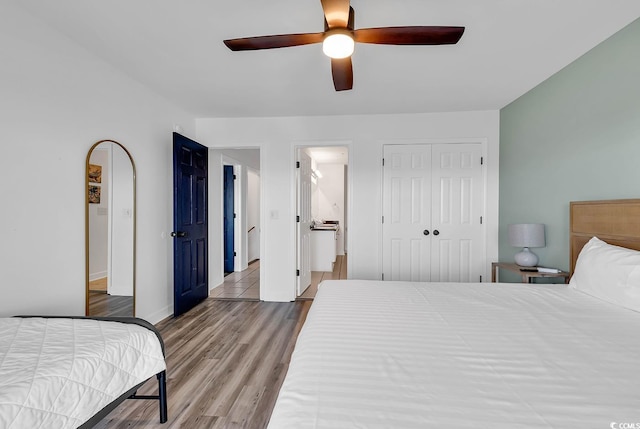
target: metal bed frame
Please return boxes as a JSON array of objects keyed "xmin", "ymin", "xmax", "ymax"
[{"xmin": 17, "ymin": 316, "xmax": 168, "ymax": 427}]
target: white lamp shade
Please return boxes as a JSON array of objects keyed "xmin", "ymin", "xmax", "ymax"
[{"xmin": 507, "ymin": 223, "xmax": 545, "ymax": 248}]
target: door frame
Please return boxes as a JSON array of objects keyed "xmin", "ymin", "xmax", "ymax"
[
  {"xmin": 292, "ymin": 141, "xmax": 353, "ymax": 298},
  {"xmin": 379, "ymin": 138, "xmax": 489, "ymax": 281},
  {"xmin": 209, "ymin": 148, "xmax": 263, "ymax": 296}
]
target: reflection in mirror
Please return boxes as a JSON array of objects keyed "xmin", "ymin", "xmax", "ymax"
[{"xmin": 86, "ymin": 140, "xmax": 135, "ymax": 317}]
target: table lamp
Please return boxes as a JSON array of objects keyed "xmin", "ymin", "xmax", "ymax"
[{"xmin": 508, "ymin": 223, "xmax": 545, "ymax": 267}]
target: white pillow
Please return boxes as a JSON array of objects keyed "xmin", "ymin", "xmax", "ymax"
[{"xmin": 570, "ymin": 236, "xmax": 640, "ymax": 311}]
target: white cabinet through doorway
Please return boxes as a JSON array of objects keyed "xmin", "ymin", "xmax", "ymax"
[
  {"xmin": 382, "ymin": 143, "xmax": 485, "ymax": 282},
  {"xmin": 311, "ymin": 229, "xmax": 337, "ymax": 272}
]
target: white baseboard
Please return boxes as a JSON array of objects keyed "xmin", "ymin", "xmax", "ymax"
[
  {"xmin": 89, "ymin": 271, "xmax": 107, "ymax": 282},
  {"xmin": 210, "ymin": 280, "xmax": 224, "ymax": 291},
  {"xmin": 142, "ymin": 305, "xmax": 173, "ymax": 325}
]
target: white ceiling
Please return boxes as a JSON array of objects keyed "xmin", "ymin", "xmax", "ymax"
[{"xmin": 15, "ymin": 0, "xmax": 640, "ymax": 118}]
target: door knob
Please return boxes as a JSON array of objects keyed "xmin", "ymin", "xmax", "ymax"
[
  {"xmin": 423, "ymin": 230, "xmax": 430, "ymax": 236},
  {"xmin": 433, "ymin": 230, "xmax": 440, "ymax": 236},
  {"xmin": 170, "ymin": 231, "xmax": 187, "ymax": 238}
]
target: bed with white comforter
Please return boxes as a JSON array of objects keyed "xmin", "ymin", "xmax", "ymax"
[
  {"xmin": 268, "ymin": 279, "xmax": 640, "ymax": 429},
  {"xmin": 0, "ymin": 317, "xmax": 166, "ymax": 429}
]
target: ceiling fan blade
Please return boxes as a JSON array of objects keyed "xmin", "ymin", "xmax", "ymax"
[
  {"xmin": 331, "ymin": 57, "xmax": 353, "ymax": 91},
  {"xmin": 224, "ymin": 32, "xmax": 324, "ymax": 51},
  {"xmin": 354, "ymin": 26, "xmax": 465, "ymax": 45},
  {"xmin": 320, "ymin": 0, "xmax": 351, "ymax": 29}
]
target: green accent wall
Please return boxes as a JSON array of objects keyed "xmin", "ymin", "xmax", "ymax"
[{"xmin": 499, "ymin": 18, "xmax": 640, "ymax": 276}]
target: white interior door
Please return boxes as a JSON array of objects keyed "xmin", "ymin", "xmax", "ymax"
[
  {"xmin": 296, "ymin": 149, "xmax": 312, "ymax": 295},
  {"xmin": 382, "ymin": 145, "xmax": 432, "ymax": 281},
  {"xmin": 382, "ymin": 143, "xmax": 485, "ymax": 282},
  {"xmin": 430, "ymin": 144, "xmax": 485, "ymax": 282}
]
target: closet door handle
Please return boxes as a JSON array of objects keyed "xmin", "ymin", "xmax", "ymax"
[
  {"xmin": 433, "ymin": 230, "xmax": 440, "ymax": 236},
  {"xmin": 171, "ymin": 231, "xmax": 187, "ymax": 238},
  {"xmin": 423, "ymin": 230, "xmax": 430, "ymax": 236}
]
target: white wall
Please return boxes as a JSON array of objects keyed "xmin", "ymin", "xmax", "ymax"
[
  {"xmin": 247, "ymin": 170, "xmax": 261, "ymax": 262},
  {"xmin": 233, "ymin": 163, "xmax": 248, "ymax": 272},
  {"xmin": 0, "ymin": 3, "xmax": 195, "ymax": 322},
  {"xmin": 208, "ymin": 150, "xmax": 225, "ymax": 291},
  {"xmin": 315, "ymin": 163, "xmax": 346, "ymax": 255},
  {"xmin": 310, "ymin": 157, "xmax": 320, "ymax": 220},
  {"xmin": 196, "ymin": 110, "xmax": 500, "ymax": 302},
  {"xmin": 220, "ymin": 149, "xmax": 260, "ymax": 171},
  {"xmin": 109, "ymin": 144, "xmax": 134, "ymax": 297}
]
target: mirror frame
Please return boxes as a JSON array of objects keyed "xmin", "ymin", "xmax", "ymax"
[{"xmin": 85, "ymin": 139, "xmax": 137, "ymax": 316}]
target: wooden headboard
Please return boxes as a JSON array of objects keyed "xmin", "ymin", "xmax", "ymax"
[{"xmin": 570, "ymin": 199, "xmax": 640, "ymax": 273}]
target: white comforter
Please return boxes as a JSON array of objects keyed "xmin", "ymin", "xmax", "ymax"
[
  {"xmin": 0, "ymin": 317, "xmax": 166, "ymax": 429},
  {"xmin": 269, "ymin": 280, "xmax": 640, "ymax": 429}
]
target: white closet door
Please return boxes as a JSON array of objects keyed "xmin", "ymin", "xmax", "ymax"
[
  {"xmin": 430, "ymin": 144, "xmax": 485, "ymax": 282},
  {"xmin": 382, "ymin": 144, "xmax": 432, "ymax": 281},
  {"xmin": 382, "ymin": 143, "xmax": 485, "ymax": 282}
]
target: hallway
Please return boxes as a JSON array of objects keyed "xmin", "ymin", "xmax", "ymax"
[{"xmin": 210, "ymin": 255, "xmax": 347, "ymax": 301}]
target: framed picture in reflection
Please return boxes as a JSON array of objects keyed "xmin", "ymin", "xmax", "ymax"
[
  {"xmin": 88, "ymin": 185, "xmax": 101, "ymax": 204},
  {"xmin": 88, "ymin": 164, "xmax": 102, "ymax": 183}
]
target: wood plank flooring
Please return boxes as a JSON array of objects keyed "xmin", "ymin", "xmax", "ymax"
[
  {"xmin": 93, "ymin": 298, "xmax": 311, "ymax": 429},
  {"xmin": 89, "ymin": 292, "xmax": 133, "ymax": 317},
  {"xmin": 298, "ymin": 254, "xmax": 347, "ymax": 301},
  {"xmin": 89, "ymin": 277, "xmax": 108, "ymax": 292},
  {"xmin": 212, "ymin": 255, "xmax": 348, "ymax": 301}
]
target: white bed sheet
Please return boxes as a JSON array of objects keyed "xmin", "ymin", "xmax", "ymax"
[
  {"xmin": 0, "ymin": 317, "xmax": 166, "ymax": 429},
  {"xmin": 268, "ymin": 280, "xmax": 640, "ymax": 429}
]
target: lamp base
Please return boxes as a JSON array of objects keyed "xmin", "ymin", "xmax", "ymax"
[{"xmin": 514, "ymin": 247, "xmax": 538, "ymax": 267}]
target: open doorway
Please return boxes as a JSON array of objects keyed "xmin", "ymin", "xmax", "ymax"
[
  {"xmin": 210, "ymin": 148, "xmax": 261, "ymax": 300},
  {"xmin": 296, "ymin": 146, "xmax": 349, "ymax": 298}
]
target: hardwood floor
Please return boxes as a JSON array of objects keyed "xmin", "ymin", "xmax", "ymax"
[
  {"xmin": 93, "ymin": 255, "xmax": 347, "ymax": 427},
  {"xmin": 211, "ymin": 255, "xmax": 348, "ymax": 302},
  {"xmin": 298, "ymin": 254, "xmax": 347, "ymax": 301},
  {"xmin": 89, "ymin": 291, "xmax": 133, "ymax": 317},
  {"xmin": 88, "ymin": 277, "xmax": 134, "ymax": 317},
  {"xmin": 94, "ymin": 298, "xmax": 311, "ymax": 429}
]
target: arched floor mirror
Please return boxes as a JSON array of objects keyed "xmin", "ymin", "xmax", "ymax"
[{"xmin": 85, "ymin": 140, "xmax": 136, "ymax": 317}]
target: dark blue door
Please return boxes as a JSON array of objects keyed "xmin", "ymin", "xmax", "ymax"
[
  {"xmin": 173, "ymin": 133, "xmax": 208, "ymax": 317},
  {"xmin": 223, "ymin": 165, "xmax": 235, "ymax": 274}
]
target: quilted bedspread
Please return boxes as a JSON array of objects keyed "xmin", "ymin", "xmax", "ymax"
[{"xmin": 0, "ymin": 317, "xmax": 166, "ymax": 429}]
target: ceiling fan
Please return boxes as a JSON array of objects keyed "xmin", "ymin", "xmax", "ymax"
[{"xmin": 223, "ymin": 0, "xmax": 465, "ymax": 91}]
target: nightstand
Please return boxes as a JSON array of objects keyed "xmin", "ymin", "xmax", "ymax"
[{"xmin": 491, "ymin": 262, "xmax": 570, "ymax": 284}]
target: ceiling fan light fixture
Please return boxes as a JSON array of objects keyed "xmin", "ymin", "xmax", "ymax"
[
  {"xmin": 322, "ymin": 29, "xmax": 354, "ymax": 59},
  {"xmin": 223, "ymin": 4, "xmax": 466, "ymax": 92}
]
